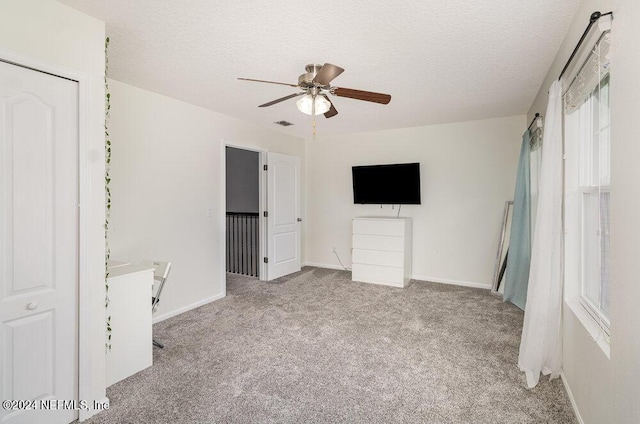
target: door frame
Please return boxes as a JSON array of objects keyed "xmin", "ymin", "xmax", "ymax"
[
  {"xmin": 0, "ymin": 48, "xmax": 94, "ymax": 421},
  {"xmin": 221, "ymin": 140, "xmax": 268, "ymax": 287}
]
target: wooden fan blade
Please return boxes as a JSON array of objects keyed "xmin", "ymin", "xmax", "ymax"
[
  {"xmin": 333, "ymin": 87, "xmax": 391, "ymax": 104},
  {"xmin": 258, "ymin": 92, "xmax": 305, "ymax": 108},
  {"xmin": 238, "ymin": 77, "xmax": 299, "ymax": 88},
  {"xmin": 322, "ymin": 95, "xmax": 338, "ymax": 118},
  {"xmin": 313, "ymin": 63, "xmax": 344, "ymax": 86}
]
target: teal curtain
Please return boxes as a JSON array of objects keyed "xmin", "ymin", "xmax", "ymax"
[{"xmin": 503, "ymin": 130, "xmax": 532, "ymax": 310}]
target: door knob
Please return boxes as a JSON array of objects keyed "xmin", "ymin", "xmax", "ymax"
[
  {"xmin": 26, "ymin": 302, "xmax": 38, "ymax": 311},
  {"xmin": 297, "ymin": 218, "xmax": 302, "ymax": 222}
]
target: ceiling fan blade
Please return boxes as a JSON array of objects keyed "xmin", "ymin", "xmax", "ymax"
[
  {"xmin": 313, "ymin": 63, "xmax": 345, "ymax": 86},
  {"xmin": 238, "ymin": 77, "xmax": 299, "ymax": 88},
  {"xmin": 333, "ymin": 87, "xmax": 391, "ymax": 104},
  {"xmin": 258, "ymin": 92, "xmax": 305, "ymax": 108},
  {"xmin": 322, "ymin": 95, "xmax": 338, "ymax": 118}
]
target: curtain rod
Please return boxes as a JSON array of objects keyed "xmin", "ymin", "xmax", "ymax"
[
  {"xmin": 558, "ymin": 11, "xmax": 613, "ymax": 80},
  {"xmin": 527, "ymin": 113, "xmax": 540, "ymax": 131}
]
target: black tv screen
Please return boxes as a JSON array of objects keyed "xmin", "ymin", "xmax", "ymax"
[{"xmin": 352, "ymin": 163, "xmax": 421, "ymax": 205}]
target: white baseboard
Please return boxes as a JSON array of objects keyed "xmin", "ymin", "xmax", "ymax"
[
  {"xmin": 152, "ymin": 293, "xmax": 226, "ymax": 324},
  {"xmin": 79, "ymin": 396, "xmax": 109, "ymax": 422},
  {"xmin": 302, "ymin": 262, "xmax": 347, "ymax": 271},
  {"xmin": 561, "ymin": 372, "xmax": 584, "ymax": 424},
  {"xmin": 411, "ymin": 275, "xmax": 492, "ymax": 290},
  {"xmin": 302, "ymin": 263, "xmax": 491, "ymax": 290}
]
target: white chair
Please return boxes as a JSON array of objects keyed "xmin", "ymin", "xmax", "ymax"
[{"xmin": 141, "ymin": 260, "xmax": 172, "ymax": 349}]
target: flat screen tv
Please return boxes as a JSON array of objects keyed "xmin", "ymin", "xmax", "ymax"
[{"xmin": 352, "ymin": 163, "xmax": 421, "ymax": 205}]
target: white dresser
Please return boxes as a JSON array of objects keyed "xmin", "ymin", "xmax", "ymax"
[{"xmin": 352, "ymin": 217, "xmax": 412, "ymax": 287}]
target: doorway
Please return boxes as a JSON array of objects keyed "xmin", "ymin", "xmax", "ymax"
[
  {"xmin": 222, "ymin": 144, "xmax": 302, "ymax": 285},
  {"xmin": 225, "ymin": 146, "xmax": 262, "ymax": 278}
]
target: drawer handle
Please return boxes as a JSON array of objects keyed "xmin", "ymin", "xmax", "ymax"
[{"xmin": 26, "ymin": 302, "xmax": 38, "ymax": 311}]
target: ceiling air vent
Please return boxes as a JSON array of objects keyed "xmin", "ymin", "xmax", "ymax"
[{"xmin": 274, "ymin": 120, "xmax": 294, "ymax": 127}]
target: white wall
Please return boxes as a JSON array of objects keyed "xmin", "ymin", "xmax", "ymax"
[
  {"xmin": 0, "ymin": 0, "xmax": 106, "ymax": 419},
  {"xmin": 609, "ymin": 1, "xmax": 640, "ymax": 422},
  {"xmin": 529, "ymin": 0, "xmax": 640, "ymax": 422},
  {"xmin": 305, "ymin": 115, "xmax": 524, "ymax": 287},
  {"xmin": 107, "ymin": 79, "xmax": 304, "ymax": 321}
]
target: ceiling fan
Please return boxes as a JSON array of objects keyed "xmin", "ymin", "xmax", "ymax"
[{"xmin": 238, "ymin": 63, "xmax": 391, "ymax": 119}]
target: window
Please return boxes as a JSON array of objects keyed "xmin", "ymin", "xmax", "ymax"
[
  {"xmin": 578, "ymin": 74, "xmax": 610, "ymax": 331},
  {"xmin": 564, "ymin": 32, "xmax": 611, "ymax": 337}
]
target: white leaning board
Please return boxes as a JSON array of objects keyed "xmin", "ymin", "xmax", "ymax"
[{"xmin": 352, "ymin": 217, "xmax": 412, "ymax": 287}]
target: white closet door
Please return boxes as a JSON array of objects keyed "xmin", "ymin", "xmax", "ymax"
[
  {"xmin": 266, "ymin": 152, "xmax": 301, "ymax": 280},
  {"xmin": 0, "ymin": 61, "xmax": 79, "ymax": 424}
]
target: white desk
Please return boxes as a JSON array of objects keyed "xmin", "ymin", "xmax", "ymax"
[
  {"xmin": 107, "ymin": 259, "xmax": 130, "ymax": 269},
  {"xmin": 106, "ymin": 264, "xmax": 154, "ymax": 387}
]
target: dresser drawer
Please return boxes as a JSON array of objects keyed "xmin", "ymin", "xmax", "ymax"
[
  {"xmin": 353, "ymin": 218, "xmax": 405, "ymax": 236},
  {"xmin": 352, "ymin": 263, "xmax": 405, "ymax": 287},
  {"xmin": 352, "ymin": 249, "xmax": 404, "ymax": 267},
  {"xmin": 352, "ymin": 234, "xmax": 404, "ymax": 252},
  {"xmin": 351, "ymin": 217, "xmax": 411, "ymax": 288}
]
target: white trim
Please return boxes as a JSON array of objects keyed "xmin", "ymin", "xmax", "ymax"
[
  {"xmin": 220, "ymin": 141, "xmax": 227, "ymax": 295},
  {"xmin": 224, "ymin": 140, "xmax": 269, "ymax": 154},
  {"xmin": 560, "ymin": 372, "xmax": 585, "ymax": 424},
  {"xmin": 0, "ymin": 47, "xmax": 95, "ymax": 422},
  {"xmin": 579, "ymin": 295, "xmax": 610, "ymax": 336},
  {"xmin": 566, "ymin": 298, "xmax": 611, "ymax": 358},
  {"xmin": 258, "ymin": 150, "xmax": 267, "ymax": 281},
  {"xmin": 303, "ymin": 262, "xmax": 346, "ymax": 271},
  {"xmin": 152, "ymin": 293, "xmax": 226, "ymax": 324},
  {"xmin": 90, "ymin": 397, "xmax": 110, "ymax": 416},
  {"xmin": 221, "ymin": 139, "xmax": 268, "ymax": 282},
  {"xmin": 411, "ymin": 275, "xmax": 492, "ymax": 290},
  {"xmin": 302, "ymin": 263, "xmax": 492, "ymax": 290},
  {"xmin": 76, "ymin": 71, "xmax": 94, "ymax": 424}
]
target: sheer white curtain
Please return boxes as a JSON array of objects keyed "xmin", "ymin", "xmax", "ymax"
[
  {"xmin": 518, "ymin": 80, "xmax": 564, "ymax": 388},
  {"xmin": 529, "ymin": 126, "xmax": 543, "ymax": 236}
]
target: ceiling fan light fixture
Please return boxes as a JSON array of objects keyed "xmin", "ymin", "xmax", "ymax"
[{"xmin": 296, "ymin": 94, "xmax": 330, "ymax": 115}]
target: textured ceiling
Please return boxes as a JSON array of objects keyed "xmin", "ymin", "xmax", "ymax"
[{"xmin": 58, "ymin": 0, "xmax": 580, "ymax": 139}]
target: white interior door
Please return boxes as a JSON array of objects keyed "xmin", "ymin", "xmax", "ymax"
[
  {"xmin": 266, "ymin": 152, "xmax": 301, "ymax": 280},
  {"xmin": 0, "ymin": 61, "xmax": 79, "ymax": 424}
]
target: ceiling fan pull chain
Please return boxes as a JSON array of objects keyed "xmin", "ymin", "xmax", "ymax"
[{"xmin": 312, "ymin": 93, "xmax": 317, "ymax": 138}]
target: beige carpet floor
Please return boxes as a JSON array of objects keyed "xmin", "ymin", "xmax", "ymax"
[{"xmin": 86, "ymin": 266, "xmax": 576, "ymax": 423}]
